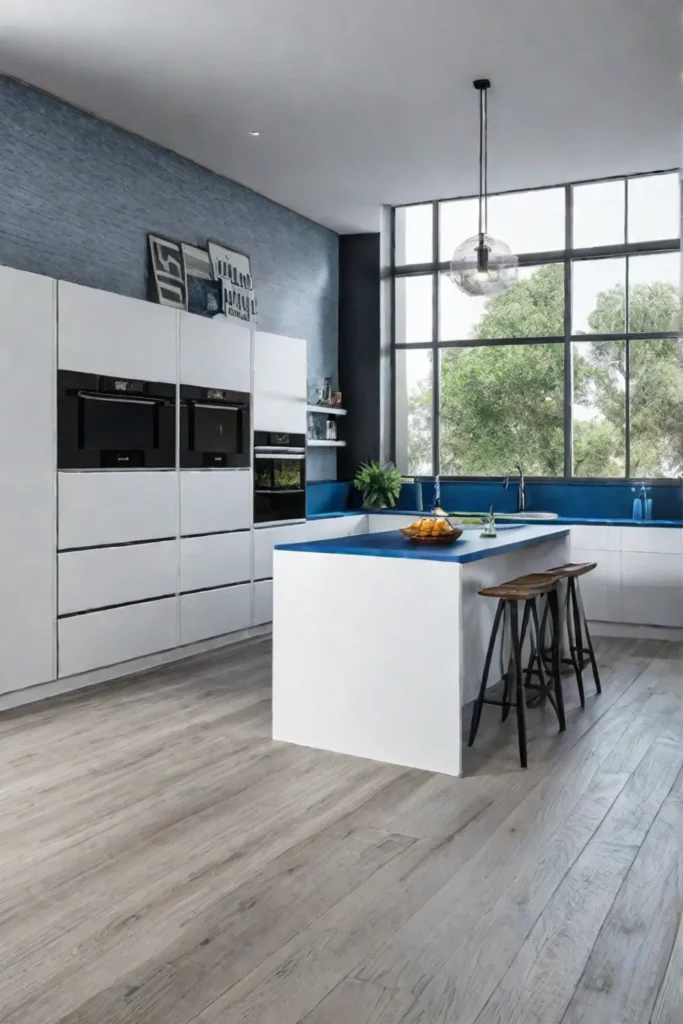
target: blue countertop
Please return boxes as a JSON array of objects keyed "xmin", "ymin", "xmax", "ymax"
[
  {"xmin": 306, "ymin": 510, "xmax": 683, "ymax": 528},
  {"xmin": 278, "ymin": 524, "xmax": 570, "ymax": 564}
]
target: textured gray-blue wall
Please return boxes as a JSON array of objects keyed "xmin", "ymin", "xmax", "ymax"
[{"xmin": 0, "ymin": 75, "xmax": 338, "ymax": 479}]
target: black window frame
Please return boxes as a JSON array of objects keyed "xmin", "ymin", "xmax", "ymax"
[{"xmin": 391, "ymin": 168, "xmax": 682, "ymax": 482}]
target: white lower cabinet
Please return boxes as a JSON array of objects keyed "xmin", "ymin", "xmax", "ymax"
[
  {"xmin": 180, "ymin": 532, "xmax": 250, "ymax": 593},
  {"xmin": 306, "ymin": 515, "xmax": 367, "ymax": 541},
  {"xmin": 180, "ymin": 584, "xmax": 251, "ymax": 645},
  {"xmin": 58, "ymin": 471, "xmax": 178, "ymax": 549},
  {"xmin": 254, "ymin": 523, "xmax": 307, "ymax": 581},
  {"xmin": 180, "ymin": 470, "xmax": 251, "ymax": 536},
  {"xmin": 570, "ymin": 548, "xmax": 621, "ymax": 623},
  {"xmin": 59, "ymin": 540, "xmax": 177, "ymax": 615},
  {"xmin": 58, "ymin": 597, "xmax": 179, "ymax": 677},
  {"xmin": 620, "ymin": 552, "xmax": 683, "ymax": 628},
  {"xmin": 253, "ymin": 580, "xmax": 273, "ymax": 626},
  {"xmin": 367, "ymin": 514, "xmax": 420, "ymax": 533}
]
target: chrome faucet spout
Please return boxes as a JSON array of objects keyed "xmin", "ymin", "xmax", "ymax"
[{"xmin": 503, "ymin": 463, "xmax": 526, "ymax": 513}]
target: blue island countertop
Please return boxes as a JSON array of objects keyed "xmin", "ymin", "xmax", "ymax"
[{"xmin": 278, "ymin": 524, "xmax": 570, "ymax": 564}]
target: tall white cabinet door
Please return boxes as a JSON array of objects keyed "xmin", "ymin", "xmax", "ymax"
[
  {"xmin": 180, "ymin": 470, "xmax": 251, "ymax": 535},
  {"xmin": 620, "ymin": 553, "xmax": 683, "ymax": 628},
  {"xmin": 253, "ymin": 523, "xmax": 307, "ymax": 580},
  {"xmin": 0, "ymin": 267, "xmax": 56, "ymax": 693},
  {"xmin": 58, "ymin": 280, "xmax": 177, "ymax": 382},
  {"xmin": 253, "ymin": 331, "xmax": 307, "ymax": 433},
  {"xmin": 179, "ymin": 312, "xmax": 251, "ymax": 391}
]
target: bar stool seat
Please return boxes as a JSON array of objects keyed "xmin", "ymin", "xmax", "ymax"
[
  {"xmin": 469, "ymin": 573, "xmax": 565, "ymax": 769},
  {"xmin": 542, "ymin": 562, "xmax": 602, "ymax": 707}
]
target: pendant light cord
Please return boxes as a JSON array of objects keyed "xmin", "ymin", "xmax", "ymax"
[
  {"xmin": 475, "ymin": 80, "xmax": 489, "ymax": 240},
  {"xmin": 483, "ymin": 86, "xmax": 488, "ymax": 236},
  {"xmin": 478, "ymin": 85, "xmax": 484, "ymax": 240}
]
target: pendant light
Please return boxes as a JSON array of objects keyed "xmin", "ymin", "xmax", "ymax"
[{"xmin": 450, "ymin": 79, "xmax": 518, "ymax": 297}]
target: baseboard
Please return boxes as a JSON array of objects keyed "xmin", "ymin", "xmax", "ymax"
[
  {"xmin": 0, "ymin": 623, "xmax": 273, "ymax": 714},
  {"xmin": 588, "ymin": 621, "xmax": 683, "ymax": 641}
]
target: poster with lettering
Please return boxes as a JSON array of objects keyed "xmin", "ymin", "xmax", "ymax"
[
  {"xmin": 148, "ymin": 235, "xmax": 187, "ymax": 309},
  {"xmin": 207, "ymin": 241, "xmax": 258, "ymax": 325}
]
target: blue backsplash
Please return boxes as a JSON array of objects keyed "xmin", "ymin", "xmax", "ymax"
[
  {"xmin": 0, "ymin": 75, "xmax": 338, "ymax": 481},
  {"xmin": 308, "ymin": 478, "xmax": 683, "ymax": 520}
]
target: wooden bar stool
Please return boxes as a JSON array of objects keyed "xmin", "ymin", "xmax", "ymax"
[
  {"xmin": 539, "ymin": 562, "xmax": 602, "ymax": 708},
  {"xmin": 468, "ymin": 574, "xmax": 565, "ymax": 769}
]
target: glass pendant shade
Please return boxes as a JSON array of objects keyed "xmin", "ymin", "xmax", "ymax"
[
  {"xmin": 450, "ymin": 232, "xmax": 518, "ymax": 297},
  {"xmin": 451, "ymin": 79, "xmax": 518, "ymax": 298}
]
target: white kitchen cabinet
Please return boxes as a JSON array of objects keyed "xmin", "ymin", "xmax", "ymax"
[
  {"xmin": 59, "ymin": 540, "xmax": 177, "ymax": 615},
  {"xmin": 180, "ymin": 584, "xmax": 251, "ymax": 645},
  {"xmin": 58, "ymin": 597, "xmax": 179, "ymax": 677},
  {"xmin": 570, "ymin": 548, "xmax": 621, "ymax": 623},
  {"xmin": 180, "ymin": 532, "xmax": 251, "ymax": 593},
  {"xmin": 253, "ymin": 580, "xmax": 273, "ymax": 626},
  {"xmin": 569, "ymin": 525, "xmax": 621, "ymax": 552},
  {"xmin": 620, "ymin": 526, "xmax": 683, "ymax": 555},
  {"xmin": 305, "ymin": 515, "xmax": 367, "ymax": 541},
  {"xmin": 58, "ymin": 281, "xmax": 177, "ymax": 382},
  {"xmin": 179, "ymin": 312, "xmax": 251, "ymax": 391},
  {"xmin": 367, "ymin": 514, "xmax": 420, "ymax": 533},
  {"xmin": 0, "ymin": 266, "xmax": 56, "ymax": 694},
  {"xmin": 58, "ymin": 471, "xmax": 178, "ymax": 549},
  {"xmin": 253, "ymin": 331, "xmax": 307, "ymax": 433},
  {"xmin": 254, "ymin": 523, "xmax": 308, "ymax": 580},
  {"xmin": 180, "ymin": 470, "xmax": 251, "ymax": 536},
  {"xmin": 620, "ymin": 552, "xmax": 683, "ymax": 628}
]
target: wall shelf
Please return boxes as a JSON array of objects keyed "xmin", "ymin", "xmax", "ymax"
[
  {"xmin": 307, "ymin": 405, "xmax": 347, "ymax": 416},
  {"xmin": 307, "ymin": 439, "xmax": 346, "ymax": 448}
]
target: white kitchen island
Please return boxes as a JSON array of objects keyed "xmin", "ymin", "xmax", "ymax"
[{"xmin": 272, "ymin": 524, "xmax": 570, "ymax": 776}]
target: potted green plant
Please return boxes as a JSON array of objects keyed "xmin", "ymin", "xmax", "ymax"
[{"xmin": 353, "ymin": 460, "xmax": 403, "ymax": 510}]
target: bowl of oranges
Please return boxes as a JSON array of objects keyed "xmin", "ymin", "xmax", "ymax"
[{"xmin": 400, "ymin": 516, "xmax": 463, "ymax": 544}]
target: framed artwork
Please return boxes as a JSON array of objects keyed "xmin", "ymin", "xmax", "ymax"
[
  {"xmin": 147, "ymin": 234, "xmax": 257, "ymax": 323},
  {"xmin": 208, "ymin": 240, "xmax": 258, "ymax": 325},
  {"xmin": 148, "ymin": 235, "xmax": 187, "ymax": 309}
]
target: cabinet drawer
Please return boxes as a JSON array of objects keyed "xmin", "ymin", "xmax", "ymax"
[
  {"xmin": 59, "ymin": 540, "xmax": 177, "ymax": 615},
  {"xmin": 180, "ymin": 470, "xmax": 251, "ymax": 536},
  {"xmin": 180, "ymin": 532, "xmax": 251, "ymax": 593},
  {"xmin": 58, "ymin": 471, "xmax": 178, "ymax": 549},
  {"xmin": 253, "ymin": 580, "xmax": 273, "ymax": 626},
  {"xmin": 254, "ymin": 523, "xmax": 307, "ymax": 580},
  {"xmin": 179, "ymin": 312, "xmax": 251, "ymax": 391},
  {"xmin": 180, "ymin": 584, "xmax": 251, "ymax": 645},
  {"xmin": 58, "ymin": 281, "xmax": 177, "ymax": 381},
  {"xmin": 58, "ymin": 597, "xmax": 179, "ymax": 677},
  {"xmin": 620, "ymin": 526, "xmax": 683, "ymax": 555}
]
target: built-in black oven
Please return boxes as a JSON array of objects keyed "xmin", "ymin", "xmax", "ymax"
[
  {"xmin": 179, "ymin": 385, "xmax": 250, "ymax": 468},
  {"xmin": 254, "ymin": 431, "xmax": 306, "ymax": 524},
  {"xmin": 58, "ymin": 370, "xmax": 175, "ymax": 469}
]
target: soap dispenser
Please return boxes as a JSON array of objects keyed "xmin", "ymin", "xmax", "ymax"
[{"xmin": 642, "ymin": 486, "xmax": 653, "ymax": 521}]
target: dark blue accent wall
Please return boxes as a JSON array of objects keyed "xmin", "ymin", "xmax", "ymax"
[{"xmin": 0, "ymin": 75, "xmax": 339, "ymax": 479}]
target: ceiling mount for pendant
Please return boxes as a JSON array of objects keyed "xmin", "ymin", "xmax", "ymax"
[{"xmin": 450, "ymin": 78, "xmax": 518, "ymax": 297}]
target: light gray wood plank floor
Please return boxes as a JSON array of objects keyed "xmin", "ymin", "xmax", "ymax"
[{"xmin": 1, "ymin": 634, "xmax": 681, "ymax": 1023}]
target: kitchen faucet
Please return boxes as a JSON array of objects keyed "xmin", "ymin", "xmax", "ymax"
[{"xmin": 503, "ymin": 461, "xmax": 526, "ymax": 513}]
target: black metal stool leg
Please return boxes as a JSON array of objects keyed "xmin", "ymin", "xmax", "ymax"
[
  {"xmin": 568, "ymin": 579, "xmax": 586, "ymax": 709},
  {"xmin": 469, "ymin": 599, "xmax": 505, "ymax": 747},
  {"xmin": 547, "ymin": 588, "xmax": 566, "ymax": 732},
  {"xmin": 502, "ymin": 600, "xmax": 530, "ymax": 722},
  {"xmin": 509, "ymin": 600, "xmax": 527, "ymax": 769},
  {"xmin": 576, "ymin": 581, "xmax": 601, "ymax": 694}
]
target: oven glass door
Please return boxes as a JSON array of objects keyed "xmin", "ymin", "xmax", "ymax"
[{"xmin": 254, "ymin": 454, "xmax": 306, "ymax": 523}]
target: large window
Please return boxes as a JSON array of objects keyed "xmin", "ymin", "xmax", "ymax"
[{"xmin": 393, "ymin": 171, "xmax": 681, "ymax": 479}]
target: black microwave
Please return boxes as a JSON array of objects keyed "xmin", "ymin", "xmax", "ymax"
[
  {"xmin": 179, "ymin": 385, "xmax": 250, "ymax": 468},
  {"xmin": 58, "ymin": 371, "xmax": 175, "ymax": 469}
]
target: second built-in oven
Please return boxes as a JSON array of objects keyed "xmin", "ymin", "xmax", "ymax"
[
  {"xmin": 253, "ymin": 431, "xmax": 306, "ymax": 524},
  {"xmin": 179, "ymin": 385, "xmax": 250, "ymax": 468}
]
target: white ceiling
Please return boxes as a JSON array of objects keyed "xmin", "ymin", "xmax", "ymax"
[{"xmin": 0, "ymin": 0, "xmax": 679, "ymax": 234}]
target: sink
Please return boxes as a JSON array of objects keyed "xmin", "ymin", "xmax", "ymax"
[{"xmin": 502, "ymin": 511, "xmax": 559, "ymax": 521}]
